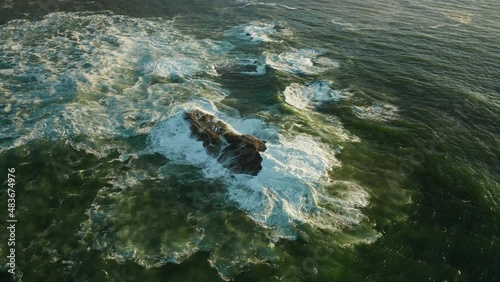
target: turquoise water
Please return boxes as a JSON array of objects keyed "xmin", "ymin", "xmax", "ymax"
[{"xmin": 0, "ymin": 0, "xmax": 499, "ymax": 281}]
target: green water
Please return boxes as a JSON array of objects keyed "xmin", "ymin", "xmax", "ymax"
[{"xmin": 0, "ymin": 0, "xmax": 499, "ymax": 281}]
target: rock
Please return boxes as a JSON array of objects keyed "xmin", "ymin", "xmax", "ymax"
[
  {"xmin": 183, "ymin": 109, "xmax": 267, "ymax": 176},
  {"xmin": 214, "ymin": 64, "xmax": 259, "ymax": 75},
  {"xmin": 273, "ymin": 24, "xmax": 286, "ymax": 31}
]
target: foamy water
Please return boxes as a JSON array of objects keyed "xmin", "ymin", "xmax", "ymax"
[
  {"xmin": 1, "ymin": 11, "xmax": 375, "ymax": 281},
  {"xmin": 226, "ymin": 22, "xmax": 292, "ymax": 43},
  {"xmin": 265, "ymin": 49, "xmax": 339, "ymax": 74},
  {"xmin": 2, "ymin": 0, "xmax": 499, "ymax": 281},
  {"xmin": 282, "ymin": 80, "xmax": 353, "ymax": 110},
  {"xmin": 148, "ymin": 101, "xmax": 369, "ymax": 238}
]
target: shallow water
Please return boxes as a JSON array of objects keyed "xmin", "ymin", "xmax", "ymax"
[{"xmin": 0, "ymin": 0, "xmax": 499, "ymax": 281}]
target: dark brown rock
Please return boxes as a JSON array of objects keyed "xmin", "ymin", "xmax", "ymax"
[
  {"xmin": 183, "ymin": 109, "xmax": 267, "ymax": 176},
  {"xmin": 214, "ymin": 64, "xmax": 259, "ymax": 75}
]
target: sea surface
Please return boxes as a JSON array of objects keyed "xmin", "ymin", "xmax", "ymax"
[{"xmin": 0, "ymin": 0, "xmax": 499, "ymax": 281}]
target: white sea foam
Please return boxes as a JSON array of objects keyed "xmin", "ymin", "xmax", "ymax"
[
  {"xmin": 2, "ymin": 12, "xmax": 373, "ymax": 281},
  {"xmin": 0, "ymin": 12, "xmax": 231, "ymax": 154},
  {"xmin": 227, "ymin": 134, "xmax": 343, "ymax": 237},
  {"xmin": 226, "ymin": 22, "xmax": 291, "ymax": 43},
  {"xmin": 143, "ymin": 57, "xmax": 202, "ymax": 80},
  {"xmin": 265, "ymin": 49, "xmax": 339, "ymax": 75},
  {"xmin": 283, "ymin": 81, "xmax": 352, "ymax": 110},
  {"xmin": 353, "ymin": 101, "xmax": 399, "ymax": 121},
  {"xmin": 149, "ymin": 100, "xmax": 368, "ymax": 239}
]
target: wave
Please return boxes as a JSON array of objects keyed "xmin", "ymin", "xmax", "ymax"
[
  {"xmin": 283, "ymin": 80, "xmax": 352, "ymax": 110},
  {"xmin": 1, "ymin": 11, "xmax": 376, "ymax": 281},
  {"xmin": 0, "ymin": 12, "xmax": 231, "ymax": 153},
  {"xmin": 265, "ymin": 49, "xmax": 338, "ymax": 75},
  {"xmin": 225, "ymin": 21, "xmax": 292, "ymax": 43},
  {"xmin": 77, "ymin": 99, "xmax": 373, "ymax": 280},
  {"xmin": 353, "ymin": 101, "xmax": 399, "ymax": 121},
  {"xmin": 148, "ymin": 100, "xmax": 368, "ymax": 237}
]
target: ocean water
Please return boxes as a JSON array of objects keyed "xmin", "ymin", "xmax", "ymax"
[{"xmin": 0, "ymin": 0, "xmax": 499, "ymax": 281}]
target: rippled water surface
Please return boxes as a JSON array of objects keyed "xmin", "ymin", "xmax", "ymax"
[{"xmin": 0, "ymin": 0, "xmax": 499, "ymax": 281}]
